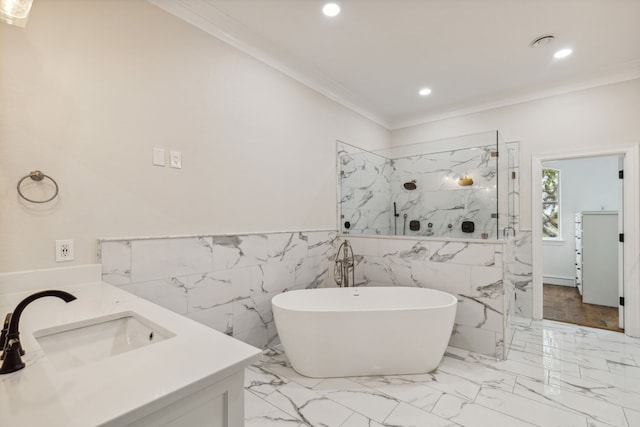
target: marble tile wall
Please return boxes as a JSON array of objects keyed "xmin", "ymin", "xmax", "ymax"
[
  {"xmin": 100, "ymin": 229, "xmax": 525, "ymax": 358},
  {"xmin": 98, "ymin": 231, "xmax": 336, "ymax": 349},
  {"xmin": 338, "ymin": 145, "xmax": 393, "ymax": 235},
  {"xmin": 390, "ymin": 145, "xmax": 499, "ymax": 239},
  {"xmin": 340, "ymin": 235, "xmax": 507, "ymax": 359},
  {"xmin": 505, "ymin": 230, "xmax": 534, "ymax": 317},
  {"xmin": 339, "ymin": 143, "xmax": 504, "ymax": 239},
  {"xmin": 504, "ymin": 230, "xmax": 534, "ymax": 357}
]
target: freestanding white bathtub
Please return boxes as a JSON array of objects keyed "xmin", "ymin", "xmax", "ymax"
[{"xmin": 271, "ymin": 286, "xmax": 457, "ymax": 378}]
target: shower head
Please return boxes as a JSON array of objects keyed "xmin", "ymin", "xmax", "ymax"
[{"xmin": 403, "ymin": 180, "xmax": 417, "ymax": 190}]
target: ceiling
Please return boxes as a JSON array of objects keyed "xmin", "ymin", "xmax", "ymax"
[{"xmin": 150, "ymin": 0, "xmax": 640, "ymax": 129}]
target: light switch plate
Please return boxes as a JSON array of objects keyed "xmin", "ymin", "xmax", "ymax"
[
  {"xmin": 153, "ymin": 148, "xmax": 165, "ymax": 166},
  {"xmin": 170, "ymin": 150, "xmax": 182, "ymax": 169}
]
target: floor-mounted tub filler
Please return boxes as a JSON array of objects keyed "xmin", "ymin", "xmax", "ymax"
[{"xmin": 272, "ymin": 286, "xmax": 457, "ymax": 378}]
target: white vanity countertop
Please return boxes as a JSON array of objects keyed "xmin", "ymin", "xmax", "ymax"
[{"xmin": 0, "ymin": 281, "xmax": 262, "ymax": 426}]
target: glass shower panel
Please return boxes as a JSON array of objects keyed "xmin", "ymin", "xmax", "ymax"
[
  {"xmin": 337, "ymin": 131, "xmax": 511, "ymax": 240},
  {"xmin": 496, "ymin": 131, "xmax": 509, "ymax": 239},
  {"xmin": 506, "ymin": 141, "xmax": 520, "ymax": 234},
  {"xmin": 337, "ymin": 142, "xmax": 392, "ymax": 235}
]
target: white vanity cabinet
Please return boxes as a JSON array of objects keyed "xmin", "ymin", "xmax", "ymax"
[
  {"xmin": 575, "ymin": 211, "xmax": 618, "ymax": 307},
  {"xmin": 125, "ymin": 371, "xmax": 244, "ymax": 427},
  {"xmin": 0, "ymin": 266, "xmax": 262, "ymax": 427}
]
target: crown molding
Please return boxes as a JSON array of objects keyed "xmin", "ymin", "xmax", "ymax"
[
  {"xmin": 149, "ymin": 1, "xmax": 639, "ymax": 133},
  {"xmin": 148, "ymin": 0, "xmax": 390, "ymax": 129},
  {"xmin": 387, "ymin": 60, "xmax": 640, "ymax": 130}
]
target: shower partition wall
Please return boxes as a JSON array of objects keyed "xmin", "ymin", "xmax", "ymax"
[
  {"xmin": 337, "ymin": 131, "xmax": 515, "ymax": 240},
  {"xmin": 338, "ymin": 143, "xmax": 393, "ymax": 235}
]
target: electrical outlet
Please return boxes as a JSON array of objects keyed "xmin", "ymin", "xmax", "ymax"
[{"xmin": 55, "ymin": 239, "xmax": 74, "ymax": 262}]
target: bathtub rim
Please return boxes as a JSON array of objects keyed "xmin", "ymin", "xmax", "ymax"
[{"xmin": 271, "ymin": 286, "xmax": 458, "ymax": 313}]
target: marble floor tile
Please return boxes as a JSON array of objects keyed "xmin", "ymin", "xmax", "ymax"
[
  {"xmin": 351, "ymin": 375, "xmax": 444, "ymax": 410},
  {"xmin": 245, "ymin": 390, "xmax": 303, "ymax": 427},
  {"xmin": 264, "ymin": 382, "xmax": 355, "ymax": 427},
  {"xmin": 419, "ymin": 369, "xmax": 483, "ymax": 401},
  {"xmin": 245, "ymin": 319, "xmax": 640, "ymax": 427},
  {"xmin": 254, "ymin": 347, "xmax": 325, "ymax": 389},
  {"xmin": 623, "ymin": 407, "xmax": 640, "ymax": 426},
  {"xmin": 437, "ymin": 356, "xmax": 519, "ymax": 393},
  {"xmin": 312, "ymin": 378, "xmax": 399, "ymax": 423},
  {"xmin": 521, "ymin": 341, "xmax": 611, "ymax": 372},
  {"xmin": 580, "ymin": 363, "xmax": 637, "ymax": 386},
  {"xmin": 474, "ymin": 387, "xmax": 588, "ymax": 426},
  {"xmin": 506, "ymin": 348, "xmax": 582, "ymax": 376},
  {"xmin": 512, "ymin": 377, "xmax": 626, "ymax": 426},
  {"xmin": 464, "ymin": 353, "xmax": 550, "ymax": 382},
  {"xmin": 607, "ymin": 359, "xmax": 640, "ymax": 378},
  {"xmin": 383, "ymin": 402, "xmax": 459, "ymax": 426},
  {"xmin": 585, "ymin": 420, "xmax": 617, "ymax": 427},
  {"xmin": 339, "ymin": 412, "xmax": 385, "ymax": 427},
  {"xmin": 543, "ymin": 370, "xmax": 640, "ymax": 411},
  {"xmin": 431, "ymin": 393, "xmax": 536, "ymax": 426},
  {"xmin": 245, "ymin": 365, "xmax": 289, "ymax": 398}
]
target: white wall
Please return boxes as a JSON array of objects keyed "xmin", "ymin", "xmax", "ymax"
[
  {"xmin": 0, "ymin": 0, "xmax": 389, "ymax": 272},
  {"xmin": 542, "ymin": 156, "xmax": 620, "ymax": 285},
  {"xmin": 391, "ymin": 79, "xmax": 640, "ymax": 230}
]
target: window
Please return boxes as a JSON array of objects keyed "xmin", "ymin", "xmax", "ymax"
[{"xmin": 542, "ymin": 168, "xmax": 560, "ymax": 238}]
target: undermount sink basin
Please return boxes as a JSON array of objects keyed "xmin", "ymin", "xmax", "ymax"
[{"xmin": 34, "ymin": 311, "xmax": 175, "ymax": 371}]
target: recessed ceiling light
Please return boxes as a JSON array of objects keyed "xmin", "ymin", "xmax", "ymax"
[
  {"xmin": 322, "ymin": 3, "xmax": 340, "ymax": 17},
  {"xmin": 419, "ymin": 88, "xmax": 432, "ymax": 96},
  {"xmin": 554, "ymin": 48, "xmax": 573, "ymax": 59},
  {"xmin": 529, "ymin": 34, "xmax": 555, "ymax": 48}
]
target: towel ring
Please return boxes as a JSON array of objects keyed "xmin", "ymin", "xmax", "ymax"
[{"xmin": 17, "ymin": 170, "xmax": 59, "ymax": 203}]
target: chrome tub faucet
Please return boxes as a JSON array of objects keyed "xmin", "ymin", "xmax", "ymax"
[{"xmin": 334, "ymin": 240, "xmax": 355, "ymax": 287}]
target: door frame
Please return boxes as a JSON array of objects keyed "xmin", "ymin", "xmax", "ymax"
[
  {"xmin": 532, "ymin": 144, "xmax": 640, "ymax": 337},
  {"xmin": 619, "ymin": 156, "xmax": 625, "ymax": 329}
]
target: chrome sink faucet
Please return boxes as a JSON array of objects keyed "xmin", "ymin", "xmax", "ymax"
[{"xmin": 0, "ymin": 290, "xmax": 76, "ymax": 374}]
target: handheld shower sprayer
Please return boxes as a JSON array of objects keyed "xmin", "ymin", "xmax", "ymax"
[
  {"xmin": 393, "ymin": 202, "xmax": 399, "ymax": 234},
  {"xmin": 403, "ymin": 213, "xmax": 408, "ymax": 235}
]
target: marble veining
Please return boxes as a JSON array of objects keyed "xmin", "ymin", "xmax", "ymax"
[
  {"xmin": 339, "ymin": 145, "xmax": 393, "ymax": 235},
  {"xmin": 339, "ymin": 142, "xmax": 504, "ymax": 238},
  {"xmin": 98, "ymin": 240, "xmax": 132, "ymax": 286},
  {"xmin": 505, "ymin": 230, "xmax": 534, "ymax": 358},
  {"xmin": 211, "ymin": 234, "xmax": 269, "ymax": 270},
  {"xmin": 0, "ymin": 276, "xmax": 262, "ymax": 427},
  {"xmin": 346, "ymin": 235, "xmax": 506, "ymax": 358},
  {"xmin": 245, "ymin": 318, "xmax": 640, "ymax": 426},
  {"xmin": 101, "ymin": 229, "xmax": 524, "ymax": 359},
  {"xmin": 99, "ymin": 230, "xmax": 335, "ymax": 349},
  {"xmin": 429, "ymin": 241, "xmax": 496, "ymax": 266}
]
